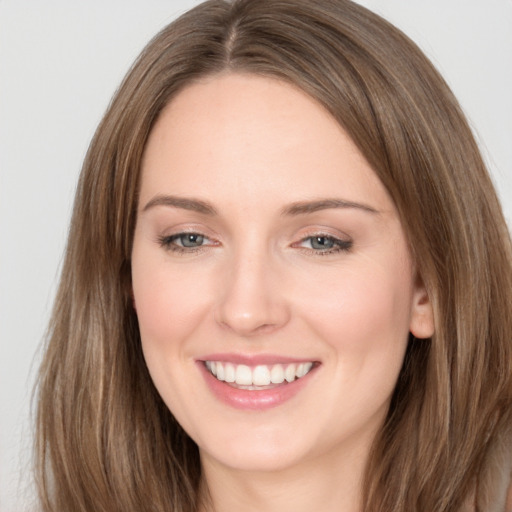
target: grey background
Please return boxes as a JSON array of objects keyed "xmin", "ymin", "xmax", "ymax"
[{"xmin": 1, "ymin": 1, "xmax": 511, "ymax": 510}]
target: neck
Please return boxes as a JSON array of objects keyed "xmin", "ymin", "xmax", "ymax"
[{"xmin": 197, "ymin": 441, "xmax": 370, "ymax": 512}]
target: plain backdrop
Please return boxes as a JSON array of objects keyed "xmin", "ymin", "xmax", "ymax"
[{"xmin": 1, "ymin": 1, "xmax": 511, "ymax": 510}]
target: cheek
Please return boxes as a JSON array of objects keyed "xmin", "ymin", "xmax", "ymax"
[
  {"xmin": 131, "ymin": 252, "xmax": 213, "ymax": 414},
  {"xmin": 292, "ymin": 258, "xmax": 415, "ymax": 436},
  {"xmin": 132, "ymin": 255, "xmax": 208, "ymax": 342},
  {"xmin": 296, "ymin": 257, "xmax": 414, "ymax": 361}
]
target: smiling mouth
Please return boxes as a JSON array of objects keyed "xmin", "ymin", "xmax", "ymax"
[{"xmin": 204, "ymin": 361, "xmax": 316, "ymax": 389}]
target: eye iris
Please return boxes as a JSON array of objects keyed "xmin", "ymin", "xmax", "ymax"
[
  {"xmin": 311, "ymin": 236, "xmax": 334, "ymax": 250},
  {"xmin": 180, "ymin": 233, "xmax": 204, "ymax": 247}
]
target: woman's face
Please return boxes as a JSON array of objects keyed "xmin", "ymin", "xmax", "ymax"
[{"xmin": 131, "ymin": 73, "xmax": 433, "ymax": 474}]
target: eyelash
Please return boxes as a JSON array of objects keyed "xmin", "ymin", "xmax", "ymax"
[
  {"xmin": 295, "ymin": 234, "xmax": 353, "ymax": 255},
  {"xmin": 157, "ymin": 232, "xmax": 353, "ymax": 256},
  {"xmin": 158, "ymin": 232, "xmax": 216, "ymax": 254}
]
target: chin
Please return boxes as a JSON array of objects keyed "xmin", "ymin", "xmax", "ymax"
[{"xmin": 197, "ymin": 424, "xmax": 313, "ymax": 473}]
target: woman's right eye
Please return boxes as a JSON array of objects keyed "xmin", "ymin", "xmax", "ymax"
[{"xmin": 158, "ymin": 232, "xmax": 213, "ymax": 252}]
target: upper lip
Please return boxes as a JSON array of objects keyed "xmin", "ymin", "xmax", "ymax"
[{"xmin": 198, "ymin": 353, "xmax": 319, "ymax": 365}]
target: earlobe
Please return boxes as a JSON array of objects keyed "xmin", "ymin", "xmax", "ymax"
[{"xmin": 409, "ymin": 276, "xmax": 435, "ymax": 339}]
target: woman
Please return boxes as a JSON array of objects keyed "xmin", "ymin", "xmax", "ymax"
[{"xmin": 35, "ymin": 0, "xmax": 512, "ymax": 511}]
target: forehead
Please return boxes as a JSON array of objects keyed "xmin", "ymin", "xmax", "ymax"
[{"xmin": 140, "ymin": 73, "xmax": 392, "ymax": 213}]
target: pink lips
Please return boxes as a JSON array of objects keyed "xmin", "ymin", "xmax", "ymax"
[{"xmin": 197, "ymin": 353, "xmax": 318, "ymax": 410}]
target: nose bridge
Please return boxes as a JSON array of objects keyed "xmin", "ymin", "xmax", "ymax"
[{"xmin": 215, "ymin": 237, "xmax": 289, "ymax": 336}]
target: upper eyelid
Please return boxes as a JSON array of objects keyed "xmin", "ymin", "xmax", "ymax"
[
  {"xmin": 295, "ymin": 228, "xmax": 352, "ymax": 242},
  {"xmin": 163, "ymin": 232, "xmax": 216, "ymax": 244},
  {"xmin": 159, "ymin": 226, "xmax": 217, "ymax": 240},
  {"xmin": 300, "ymin": 233, "xmax": 348, "ymax": 241},
  {"xmin": 296, "ymin": 234, "xmax": 352, "ymax": 246}
]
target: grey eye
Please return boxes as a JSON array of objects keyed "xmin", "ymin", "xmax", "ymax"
[
  {"xmin": 297, "ymin": 235, "xmax": 352, "ymax": 254},
  {"xmin": 309, "ymin": 236, "xmax": 335, "ymax": 250},
  {"xmin": 177, "ymin": 233, "xmax": 205, "ymax": 247}
]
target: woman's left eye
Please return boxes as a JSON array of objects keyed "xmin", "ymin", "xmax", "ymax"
[{"xmin": 297, "ymin": 235, "xmax": 352, "ymax": 254}]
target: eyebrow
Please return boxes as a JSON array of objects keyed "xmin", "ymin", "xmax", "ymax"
[
  {"xmin": 142, "ymin": 195, "xmax": 218, "ymax": 215},
  {"xmin": 281, "ymin": 198, "xmax": 379, "ymax": 216}
]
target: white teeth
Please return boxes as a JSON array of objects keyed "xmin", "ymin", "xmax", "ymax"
[
  {"xmin": 296, "ymin": 362, "xmax": 313, "ymax": 378},
  {"xmin": 253, "ymin": 365, "xmax": 271, "ymax": 386},
  {"xmin": 224, "ymin": 362, "xmax": 235, "ymax": 383},
  {"xmin": 235, "ymin": 364, "xmax": 253, "ymax": 385},
  {"xmin": 270, "ymin": 364, "xmax": 285, "ymax": 384},
  {"xmin": 206, "ymin": 361, "xmax": 217, "ymax": 376},
  {"xmin": 205, "ymin": 361, "xmax": 315, "ymax": 386},
  {"xmin": 285, "ymin": 364, "xmax": 296, "ymax": 383},
  {"xmin": 216, "ymin": 363, "xmax": 225, "ymax": 381}
]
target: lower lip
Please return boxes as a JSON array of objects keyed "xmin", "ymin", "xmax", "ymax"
[{"xmin": 198, "ymin": 362, "xmax": 317, "ymax": 411}]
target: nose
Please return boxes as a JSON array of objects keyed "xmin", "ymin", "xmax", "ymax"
[{"xmin": 214, "ymin": 249, "xmax": 291, "ymax": 337}]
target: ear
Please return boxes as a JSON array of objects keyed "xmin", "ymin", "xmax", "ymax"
[{"xmin": 409, "ymin": 273, "xmax": 434, "ymax": 339}]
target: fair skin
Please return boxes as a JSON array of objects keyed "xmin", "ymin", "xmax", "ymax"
[{"xmin": 131, "ymin": 73, "xmax": 434, "ymax": 512}]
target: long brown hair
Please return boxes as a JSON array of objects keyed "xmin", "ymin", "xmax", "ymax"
[{"xmin": 35, "ymin": 1, "xmax": 512, "ymax": 510}]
